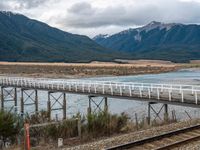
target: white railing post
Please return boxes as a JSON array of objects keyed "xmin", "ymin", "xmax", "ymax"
[
  {"xmin": 82, "ymin": 83, "xmax": 84, "ymax": 92},
  {"xmin": 169, "ymin": 90, "xmax": 171, "ymax": 101},
  {"xmin": 148, "ymin": 87, "xmax": 151, "ymax": 99},
  {"xmin": 132, "ymin": 84, "xmax": 135, "ymax": 91},
  {"xmin": 69, "ymin": 83, "xmax": 71, "ymax": 91},
  {"xmin": 195, "ymin": 91, "xmax": 198, "ymax": 104},
  {"xmin": 120, "ymin": 86, "xmax": 122, "ymax": 96},
  {"xmin": 88, "ymin": 83, "xmax": 90, "ymax": 93},
  {"xmin": 157, "ymin": 88, "xmax": 160, "ymax": 100},
  {"xmin": 129, "ymin": 85, "xmax": 132, "ymax": 96},
  {"xmin": 115, "ymin": 83, "xmax": 117, "ymax": 89},
  {"xmin": 75, "ymin": 84, "xmax": 78, "ymax": 92},
  {"xmin": 103, "ymin": 84, "xmax": 105, "ymax": 94},
  {"xmin": 94, "ymin": 83, "xmax": 97, "ymax": 93},
  {"xmin": 139, "ymin": 87, "xmax": 142, "ymax": 97},
  {"xmin": 181, "ymin": 91, "xmax": 184, "ymax": 102},
  {"xmin": 110, "ymin": 84, "xmax": 113, "ymax": 95}
]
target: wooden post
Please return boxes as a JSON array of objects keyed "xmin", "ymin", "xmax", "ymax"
[
  {"xmin": 104, "ymin": 97, "xmax": 108, "ymax": 113},
  {"xmin": 171, "ymin": 110, "xmax": 174, "ymax": 121},
  {"xmin": 147, "ymin": 102, "xmax": 151, "ymax": 125},
  {"xmin": 172, "ymin": 110, "xmax": 177, "ymax": 122},
  {"xmin": 14, "ymin": 88, "xmax": 17, "ymax": 112},
  {"xmin": 63, "ymin": 93, "xmax": 66, "ymax": 120},
  {"xmin": 35, "ymin": 90, "xmax": 38, "ymax": 114},
  {"xmin": 1, "ymin": 87, "xmax": 4, "ymax": 110},
  {"xmin": 47, "ymin": 92, "xmax": 51, "ymax": 120},
  {"xmin": 78, "ymin": 116, "xmax": 81, "ymax": 138},
  {"xmin": 135, "ymin": 113, "xmax": 139, "ymax": 130},
  {"xmin": 21, "ymin": 89, "xmax": 24, "ymax": 115},
  {"xmin": 87, "ymin": 96, "xmax": 91, "ymax": 116},
  {"xmin": 164, "ymin": 104, "xmax": 168, "ymax": 122}
]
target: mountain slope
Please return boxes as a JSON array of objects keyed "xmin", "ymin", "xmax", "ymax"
[
  {"xmin": 0, "ymin": 11, "xmax": 120, "ymax": 62},
  {"xmin": 93, "ymin": 21, "xmax": 200, "ymax": 62}
]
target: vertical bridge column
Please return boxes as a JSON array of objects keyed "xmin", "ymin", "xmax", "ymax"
[
  {"xmin": 87, "ymin": 95, "xmax": 108, "ymax": 115},
  {"xmin": 47, "ymin": 91, "xmax": 67, "ymax": 120},
  {"xmin": 0, "ymin": 86, "xmax": 18, "ymax": 112},
  {"xmin": 20, "ymin": 89, "xmax": 38, "ymax": 116},
  {"xmin": 147, "ymin": 102, "xmax": 169, "ymax": 125}
]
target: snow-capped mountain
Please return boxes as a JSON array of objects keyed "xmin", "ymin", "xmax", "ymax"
[{"xmin": 93, "ymin": 21, "xmax": 200, "ymax": 62}]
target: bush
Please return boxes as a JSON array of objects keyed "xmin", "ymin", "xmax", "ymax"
[
  {"xmin": 0, "ymin": 111, "xmax": 20, "ymax": 143},
  {"xmin": 86, "ymin": 112, "xmax": 129, "ymax": 137}
]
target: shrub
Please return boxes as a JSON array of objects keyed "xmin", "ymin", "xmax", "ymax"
[
  {"xmin": 86, "ymin": 112, "xmax": 129, "ymax": 137},
  {"xmin": 0, "ymin": 111, "xmax": 20, "ymax": 143}
]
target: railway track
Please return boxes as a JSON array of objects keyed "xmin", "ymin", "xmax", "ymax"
[{"xmin": 106, "ymin": 124, "xmax": 200, "ymax": 150}]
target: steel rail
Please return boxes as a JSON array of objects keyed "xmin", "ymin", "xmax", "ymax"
[{"xmin": 105, "ymin": 124, "xmax": 200, "ymax": 150}]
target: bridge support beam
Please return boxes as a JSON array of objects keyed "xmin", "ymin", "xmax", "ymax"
[
  {"xmin": 47, "ymin": 91, "xmax": 66, "ymax": 120},
  {"xmin": 20, "ymin": 89, "xmax": 38, "ymax": 116},
  {"xmin": 164, "ymin": 104, "xmax": 169, "ymax": 122},
  {"xmin": 87, "ymin": 96, "xmax": 108, "ymax": 116},
  {"xmin": 147, "ymin": 102, "xmax": 169, "ymax": 125},
  {"xmin": 0, "ymin": 86, "xmax": 18, "ymax": 112}
]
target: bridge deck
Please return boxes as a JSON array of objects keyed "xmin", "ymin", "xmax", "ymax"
[{"xmin": 0, "ymin": 76, "xmax": 200, "ymax": 108}]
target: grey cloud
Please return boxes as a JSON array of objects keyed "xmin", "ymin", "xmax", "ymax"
[
  {"xmin": 0, "ymin": 0, "xmax": 48, "ymax": 10},
  {"xmin": 1, "ymin": 0, "xmax": 200, "ymax": 37},
  {"xmin": 62, "ymin": 0, "xmax": 200, "ymax": 28},
  {"xmin": 64, "ymin": 2, "xmax": 160, "ymax": 28},
  {"xmin": 20, "ymin": 0, "xmax": 48, "ymax": 9},
  {"xmin": 0, "ymin": 1, "xmax": 10, "ymax": 10},
  {"xmin": 68, "ymin": 2, "xmax": 94, "ymax": 15}
]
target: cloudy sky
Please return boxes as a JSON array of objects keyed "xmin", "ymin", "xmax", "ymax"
[{"xmin": 1, "ymin": 0, "xmax": 200, "ymax": 37}]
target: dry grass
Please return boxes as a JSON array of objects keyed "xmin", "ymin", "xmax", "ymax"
[{"xmin": 0, "ymin": 61, "xmax": 178, "ymax": 78}]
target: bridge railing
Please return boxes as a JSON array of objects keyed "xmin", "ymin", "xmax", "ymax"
[{"xmin": 0, "ymin": 76, "xmax": 199, "ymax": 104}]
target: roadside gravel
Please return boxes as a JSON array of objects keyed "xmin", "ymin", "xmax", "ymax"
[{"xmin": 64, "ymin": 119, "xmax": 200, "ymax": 150}]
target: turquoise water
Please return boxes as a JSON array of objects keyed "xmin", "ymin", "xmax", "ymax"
[
  {"xmin": 84, "ymin": 68, "xmax": 200, "ymax": 85},
  {"xmin": 4, "ymin": 68, "xmax": 200, "ymax": 121}
]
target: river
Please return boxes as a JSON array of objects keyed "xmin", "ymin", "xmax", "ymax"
[{"xmin": 4, "ymin": 68, "xmax": 200, "ymax": 121}]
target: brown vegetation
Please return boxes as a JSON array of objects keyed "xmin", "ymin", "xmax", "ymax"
[{"xmin": 0, "ymin": 62, "xmax": 178, "ymax": 78}]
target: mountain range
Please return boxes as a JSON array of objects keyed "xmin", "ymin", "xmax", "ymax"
[
  {"xmin": 93, "ymin": 21, "xmax": 200, "ymax": 62},
  {"xmin": 0, "ymin": 11, "xmax": 199, "ymax": 63},
  {"xmin": 0, "ymin": 11, "xmax": 121, "ymax": 62}
]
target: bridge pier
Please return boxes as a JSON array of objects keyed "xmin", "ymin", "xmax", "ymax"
[
  {"xmin": 0, "ymin": 86, "xmax": 17, "ymax": 112},
  {"xmin": 147, "ymin": 102, "xmax": 169, "ymax": 125},
  {"xmin": 87, "ymin": 96, "xmax": 108, "ymax": 116},
  {"xmin": 20, "ymin": 89, "xmax": 38, "ymax": 116},
  {"xmin": 47, "ymin": 91, "xmax": 66, "ymax": 120}
]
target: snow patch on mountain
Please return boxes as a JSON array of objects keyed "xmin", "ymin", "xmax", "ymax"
[
  {"xmin": 93, "ymin": 34, "xmax": 110, "ymax": 40},
  {"xmin": 134, "ymin": 29, "xmax": 142, "ymax": 42}
]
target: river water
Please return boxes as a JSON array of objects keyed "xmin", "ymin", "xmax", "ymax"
[{"xmin": 4, "ymin": 68, "xmax": 200, "ymax": 121}]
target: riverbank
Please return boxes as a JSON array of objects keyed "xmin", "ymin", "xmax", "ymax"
[{"xmin": 0, "ymin": 61, "xmax": 181, "ymax": 78}]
